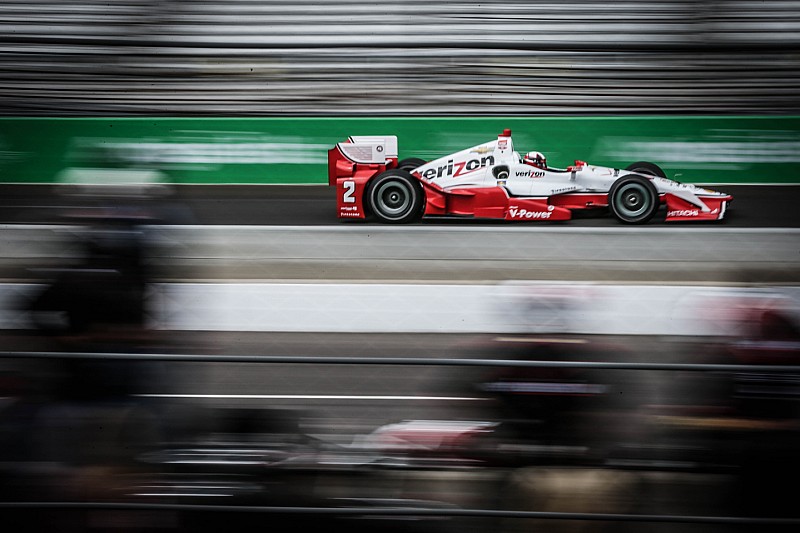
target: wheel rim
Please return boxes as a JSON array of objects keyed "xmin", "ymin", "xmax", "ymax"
[
  {"xmin": 614, "ymin": 182, "xmax": 651, "ymax": 218},
  {"xmin": 375, "ymin": 180, "xmax": 412, "ymax": 218}
]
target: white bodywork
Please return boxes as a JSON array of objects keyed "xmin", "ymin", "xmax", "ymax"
[
  {"xmin": 339, "ymin": 135, "xmax": 398, "ymax": 164},
  {"xmin": 412, "ymin": 133, "xmax": 728, "ymax": 212}
]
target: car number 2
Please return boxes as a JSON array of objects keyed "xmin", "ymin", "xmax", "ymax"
[{"xmin": 343, "ymin": 180, "xmax": 356, "ymax": 203}]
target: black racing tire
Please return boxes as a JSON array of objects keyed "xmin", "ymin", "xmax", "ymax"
[
  {"xmin": 609, "ymin": 174, "xmax": 660, "ymax": 224},
  {"xmin": 366, "ymin": 169, "xmax": 424, "ymax": 223},
  {"xmin": 625, "ymin": 161, "xmax": 666, "ymax": 178},
  {"xmin": 397, "ymin": 157, "xmax": 427, "ymax": 171}
]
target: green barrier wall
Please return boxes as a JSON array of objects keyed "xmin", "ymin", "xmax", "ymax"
[{"xmin": 1, "ymin": 117, "xmax": 799, "ymax": 185}]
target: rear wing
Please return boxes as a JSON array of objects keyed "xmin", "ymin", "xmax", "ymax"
[{"xmin": 327, "ymin": 135, "xmax": 398, "ymax": 185}]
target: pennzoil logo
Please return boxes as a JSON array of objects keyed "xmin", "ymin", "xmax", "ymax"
[{"xmin": 417, "ymin": 155, "xmax": 495, "ymax": 180}]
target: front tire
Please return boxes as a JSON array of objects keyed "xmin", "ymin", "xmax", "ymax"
[
  {"xmin": 625, "ymin": 161, "xmax": 666, "ymax": 178},
  {"xmin": 609, "ymin": 174, "xmax": 659, "ymax": 224},
  {"xmin": 366, "ymin": 170, "xmax": 424, "ymax": 223}
]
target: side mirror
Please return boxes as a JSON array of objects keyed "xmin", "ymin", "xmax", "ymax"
[{"xmin": 493, "ymin": 166, "xmax": 510, "ymax": 180}]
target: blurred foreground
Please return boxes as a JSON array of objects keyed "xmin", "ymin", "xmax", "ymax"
[
  {"xmin": 1, "ymin": 292, "xmax": 799, "ymax": 531},
  {"xmin": 1, "ymin": 185, "xmax": 799, "ymax": 531}
]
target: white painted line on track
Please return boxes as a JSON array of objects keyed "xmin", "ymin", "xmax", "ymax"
[
  {"xmin": 3, "ymin": 224, "xmax": 800, "ymax": 235},
  {"xmin": 493, "ymin": 337, "xmax": 589, "ymax": 344},
  {"xmin": 156, "ymin": 225, "xmax": 800, "ymax": 235},
  {"xmin": 136, "ymin": 394, "xmax": 488, "ymax": 402}
]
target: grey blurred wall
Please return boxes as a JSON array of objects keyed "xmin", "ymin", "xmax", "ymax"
[{"xmin": 2, "ymin": 0, "xmax": 800, "ymax": 115}]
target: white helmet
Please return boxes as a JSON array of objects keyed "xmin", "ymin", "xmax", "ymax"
[{"xmin": 523, "ymin": 151, "xmax": 547, "ymax": 168}]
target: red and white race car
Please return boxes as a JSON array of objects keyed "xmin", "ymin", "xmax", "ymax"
[{"xmin": 328, "ymin": 129, "xmax": 732, "ymax": 224}]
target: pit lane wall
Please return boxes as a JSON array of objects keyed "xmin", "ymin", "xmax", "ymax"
[
  {"xmin": 2, "ymin": 282, "xmax": 800, "ymax": 336},
  {"xmin": 2, "ymin": 116, "xmax": 799, "ymax": 186}
]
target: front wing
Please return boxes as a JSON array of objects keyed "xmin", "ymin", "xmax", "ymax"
[{"xmin": 662, "ymin": 192, "xmax": 731, "ymax": 222}]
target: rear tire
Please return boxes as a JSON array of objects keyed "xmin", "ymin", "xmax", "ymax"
[
  {"xmin": 397, "ymin": 157, "xmax": 427, "ymax": 171},
  {"xmin": 609, "ymin": 174, "xmax": 659, "ymax": 224},
  {"xmin": 366, "ymin": 170, "xmax": 424, "ymax": 223}
]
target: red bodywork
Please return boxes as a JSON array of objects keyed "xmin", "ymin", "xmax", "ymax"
[
  {"xmin": 328, "ymin": 138, "xmax": 732, "ymax": 222},
  {"xmin": 328, "ymin": 143, "xmax": 577, "ymax": 221},
  {"xmin": 661, "ymin": 193, "xmax": 731, "ymax": 222}
]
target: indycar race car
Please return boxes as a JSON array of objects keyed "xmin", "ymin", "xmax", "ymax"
[{"xmin": 327, "ymin": 129, "xmax": 732, "ymax": 224}]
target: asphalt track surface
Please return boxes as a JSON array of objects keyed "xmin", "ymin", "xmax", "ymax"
[
  {"xmin": 0, "ymin": 184, "xmax": 799, "ymax": 227},
  {"xmin": 179, "ymin": 184, "xmax": 799, "ymax": 228}
]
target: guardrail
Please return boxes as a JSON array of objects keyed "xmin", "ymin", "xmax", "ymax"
[
  {"xmin": 1, "ymin": 351, "xmax": 799, "ymax": 373},
  {"xmin": 3, "ymin": 2, "xmax": 800, "ymax": 116}
]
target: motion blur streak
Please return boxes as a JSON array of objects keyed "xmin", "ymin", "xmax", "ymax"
[
  {"xmin": 1, "ymin": 0, "xmax": 800, "ymax": 115},
  {"xmin": 2, "ymin": 2, "xmax": 800, "ymax": 531}
]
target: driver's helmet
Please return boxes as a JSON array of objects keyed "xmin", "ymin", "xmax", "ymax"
[{"xmin": 523, "ymin": 151, "xmax": 547, "ymax": 169}]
